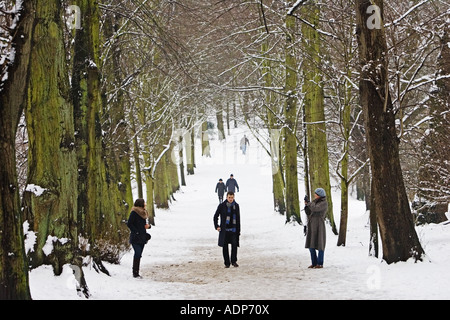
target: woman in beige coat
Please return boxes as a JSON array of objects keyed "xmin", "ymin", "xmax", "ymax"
[{"xmin": 305, "ymin": 188, "xmax": 328, "ymax": 268}]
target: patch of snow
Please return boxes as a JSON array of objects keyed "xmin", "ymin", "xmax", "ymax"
[{"xmin": 25, "ymin": 184, "xmax": 47, "ymax": 197}]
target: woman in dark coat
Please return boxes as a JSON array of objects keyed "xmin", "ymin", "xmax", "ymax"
[
  {"xmin": 305, "ymin": 188, "xmax": 328, "ymax": 269},
  {"xmin": 213, "ymin": 191, "xmax": 241, "ymax": 268},
  {"xmin": 127, "ymin": 198, "xmax": 151, "ymax": 278}
]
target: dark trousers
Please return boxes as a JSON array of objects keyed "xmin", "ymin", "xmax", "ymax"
[
  {"xmin": 223, "ymin": 232, "xmax": 238, "ymax": 266},
  {"xmin": 132, "ymin": 243, "xmax": 145, "ymax": 259}
]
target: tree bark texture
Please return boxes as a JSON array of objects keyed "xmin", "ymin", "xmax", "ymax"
[
  {"xmin": 22, "ymin": 0, "xmax": 78, "ymax": 275},
  {"xmin": 301, "ymin": 2, "xmax": 336, "ymax": 234},
  {"xmin": 355, "ymin": 0, "xmax": 424, "ymax": 264},
  {"xmin": 0, "ymin": 0, "xmax": 33, "ymax": 300},
  {"xmin": 284, "ymin": 13, "xmax": 301, "ymax": 223},
  {"xmin": 72, "ymin": 0, "xmax": 126, "ymax": 259}
]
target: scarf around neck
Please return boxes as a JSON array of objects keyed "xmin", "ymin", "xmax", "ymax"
[
  {"xmin": 132, "ymin": 206, "xmax": 148, "ymax": 220},
  {"xmin": 226, "ymin": 200, "xmax": 236, "ymax": 210},
  {"xmin": 225, "ymin": 201, "xmax": 237, "ymax": 232}
]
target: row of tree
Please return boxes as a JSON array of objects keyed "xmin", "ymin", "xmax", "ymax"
[
  {"xmin": 1, "ymin": 0, "xmax": 448, "ymax": 299},
  {"xmin": 0, "ymin": 0, "xmax": 239, "ymax": 300},
  {"xmin": 196, "ymin": 0, "xmax": 447, "ymax": 262}
]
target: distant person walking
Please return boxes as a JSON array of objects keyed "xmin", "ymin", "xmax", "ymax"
[
  {"xmin": 214, "ymin": 191, "xmax": 241, "ymax": 268},
  {"xmin": 215, "ymin": 178, "xmax": 226, "ymax": 203},
  {"xmin": 304, "ymin": 188, "xmax": 328, "ymax": 269},
  {"xmin": 226, "ymin": 174, "xmax": 239, "ymax": 193},
  {"xmin": 127, "ymin": 199, "xmax": 151, "ymax": 278},
  {"xmin": 240, "ymin": 135, "xmax": 250, "ymax": 155}
]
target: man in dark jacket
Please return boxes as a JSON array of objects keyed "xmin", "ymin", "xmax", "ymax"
[
  {"xmin": 215, "ymin": 178, "xmax": 226, "ymax": 203},
  {"xmin": 213, "ymin": 191, "xmax": 241, "ymax": 268},
  {"xmin": 225, "ymin": 174, "xmax": 239, "ymax": 193}
]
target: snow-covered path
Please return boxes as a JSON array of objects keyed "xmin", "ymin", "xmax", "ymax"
[{"xmin": 30, "ymin": 127, "xmax": 450, "ymax": 300}]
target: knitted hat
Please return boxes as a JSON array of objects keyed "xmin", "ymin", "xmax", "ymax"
[{"xmin": 315, "ymin": 188, "xmax": 326, "ymax": 198}]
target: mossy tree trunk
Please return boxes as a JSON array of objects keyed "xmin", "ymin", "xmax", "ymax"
[
  {"xmin": 72, "ymin": 0, "xmax": 126, "ymax": 263},
  {"xmin": 283, "ymin": 13, "xmax": 301, "ymax": 223},
  {"xmin": 22, "ymin": 0, "xmax": 78, "ymax": 276},
  {"xmin": 0, "ymin": 0, "xmax": 33, "ymax": 300},
  {"xmin": 301, "ymin": 2, "xmax": 337, "ymax": 234}
]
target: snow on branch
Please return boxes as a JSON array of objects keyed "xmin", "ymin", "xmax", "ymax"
[
  {"xmin": 385, "ymin": 0, "xmax": 432, "ymax": 27},
  {"xmin": 287, "ymin": 0, "xmax": 309, "ymax": 16},
  {"xmin": 0, "ymin": 0, "xmax": 24, "ymax": 90}
]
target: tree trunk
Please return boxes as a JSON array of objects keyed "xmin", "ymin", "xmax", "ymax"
[
  {"xmin": 301, "ymin": 2, "xmax": 337, "ymax": 234},
  {"xmin": 0, "ymin": 0, "xmax": 33, "ymax": 300},
  {"xmin": 131, "ymin": 113, "xmax": 144, "ymax": 199},
  {"xmin": 261, "ymin": 37, "xmax": 286, "ymax": 215},
  {"xmin": 102, "ymin": 11, "xmax": 133, "ymax": 214},
  {"xmin": 154, "ymin": 152, "xmax": 170, "ymax": 209},
  {"xmin": 283, "ymin": 13, "xmax": 301, "ymax": 223},
  {"xmin": 202, "ymin": 121, "xmax": 211, "ymax": 157},
  {"xmin": 72, "ymin": 0, "xmax": 125, "ymax": 263},
  {"xmin": 337, "ymin": 65, "xmax": 354, "ymax": 246},
  {"xmin": 168, "ymin": 141, "xmax": 180, "ymax": 195},
  {"xmin": 216, "ymin": 107, "xmax": 225, "ymax": 141},
  {"xmin": 23, "ymin": 0, "xmax": 78, "ymax": 275},
  {"xmin": 417, "ymin": 15, "xmax": 449, "ymax": 222},
  {"xmin": 186, "ymin": 127, "xmax": 195, "ymax": 175},
  {"xmin": 355, "ymin": 0, "xmax": 424, "ymax": 264},
  {"xmin": 369, "ymin": 179, "xmax": 379, "ymax": 258},
  {"xmin": 179, "ymin": 134, "xmax": 186, "ymax": 186}
]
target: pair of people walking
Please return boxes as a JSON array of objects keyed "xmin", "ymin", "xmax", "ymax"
[{"xmin": 215, "ymin": 174, "xmax": 239, "ymax": 203}]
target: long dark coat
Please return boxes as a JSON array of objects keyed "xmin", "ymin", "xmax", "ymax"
[
  {"xmin": 305, "ymin": 197, "xmax": 328, "ymax": 251},
  {"xmin": 213, "ymin": 200, "xmax": 241, "ymax": 247}
]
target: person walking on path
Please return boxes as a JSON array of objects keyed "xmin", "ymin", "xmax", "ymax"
[
  {"xmin": 240, "ymin": 135, "xmax": 250, "ymax": 155},
  {"xmin": 215, "ymin": 178, "xmax": 227, "ymax": 203},
  {"xmin": 213, "ymin": 191, "xmax": 241, "ymax": 268},
  {"xmin": 127, "ymin": 199, "xmax": 151, "ymax": 278},
  {"xmin": 226, "ymin": 174, "xmax": 239, "ymax": 193},
  {"xmin": 304, "ymin": 188, "xmax": 328, "ymax": 269}
]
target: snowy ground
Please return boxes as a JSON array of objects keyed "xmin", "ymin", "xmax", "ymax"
[{"xmin": 29, "ymin": 127, "xmax": 450, "ymax": 300}]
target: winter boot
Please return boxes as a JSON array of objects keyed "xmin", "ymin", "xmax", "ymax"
[{"xmin": 132, "ymin": 258, "xmax": 142, "ymax": 278}]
